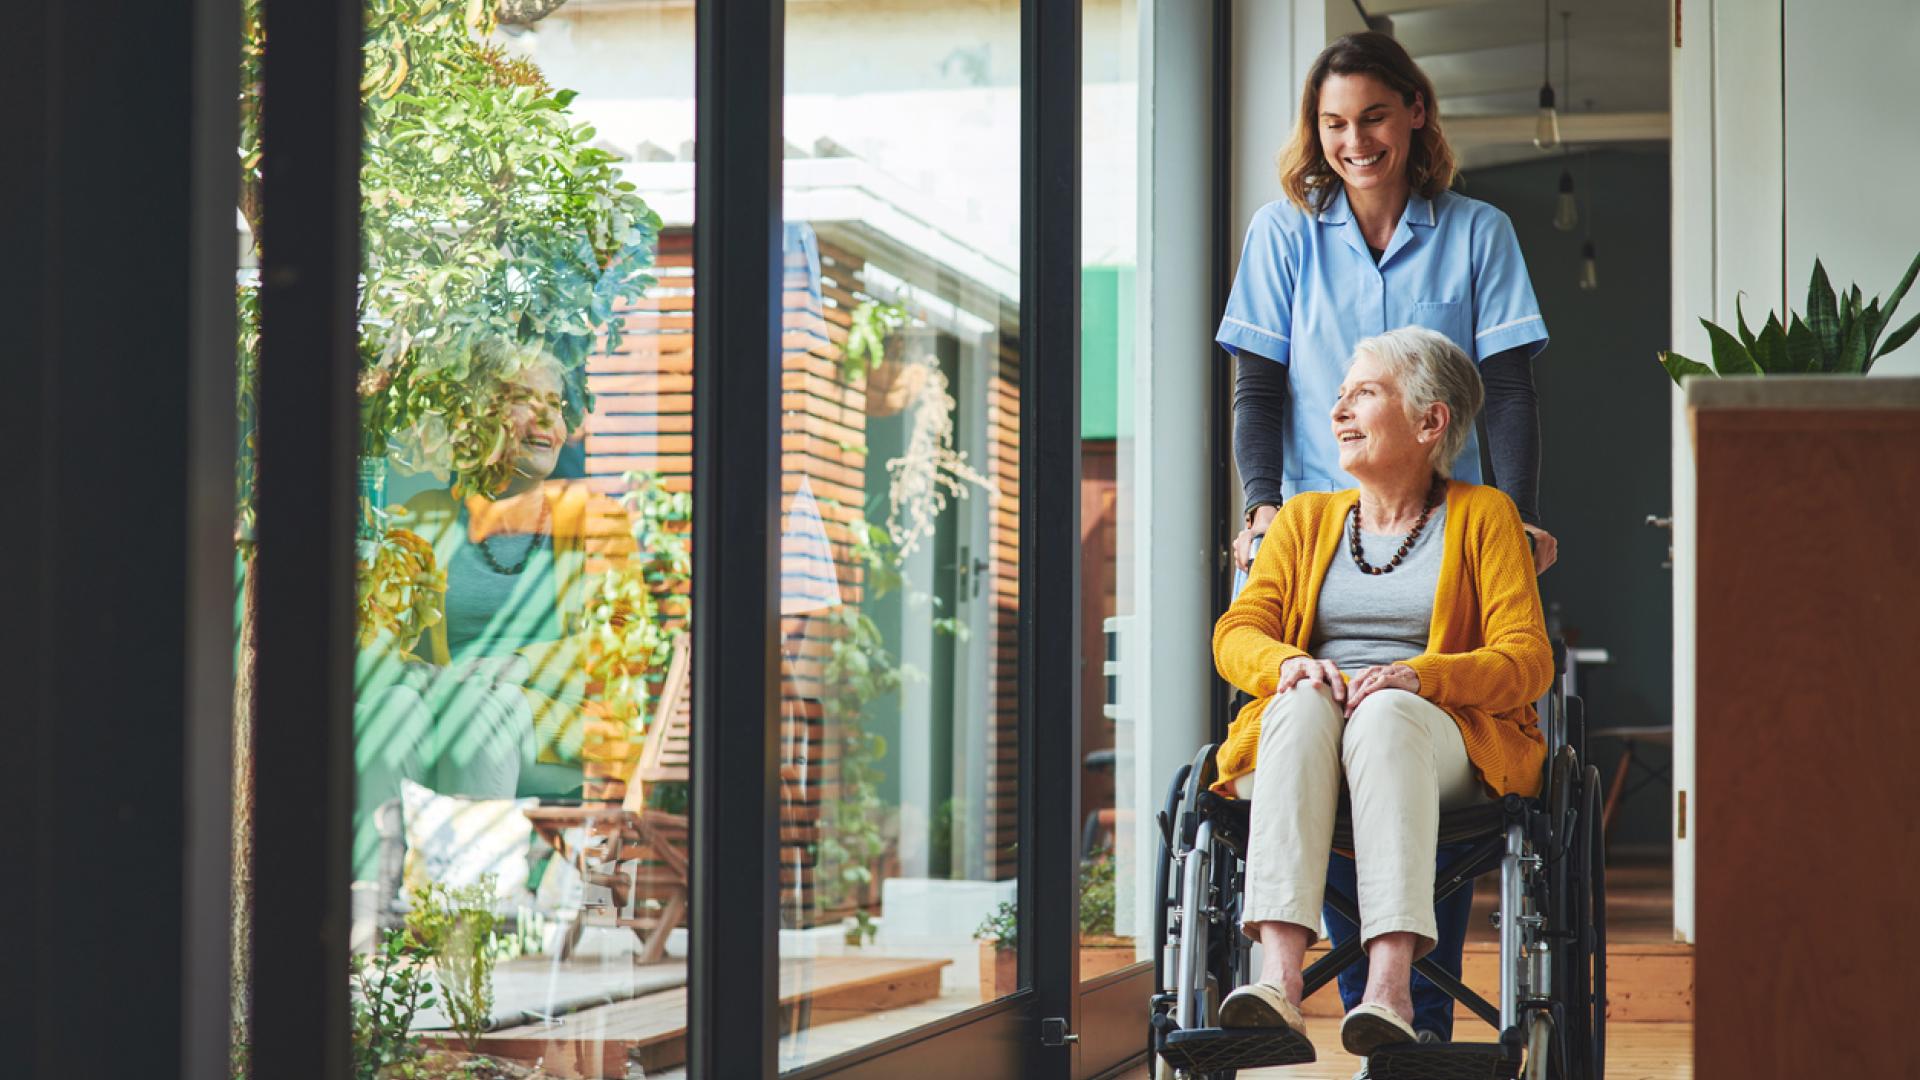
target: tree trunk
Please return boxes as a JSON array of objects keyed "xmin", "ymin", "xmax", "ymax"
[{"xmin": 230, "ymin": 549, "xmax": 257, "ymax": 1068}]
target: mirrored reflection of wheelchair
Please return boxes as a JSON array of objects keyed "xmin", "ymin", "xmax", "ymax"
[{"xmin": 1147, "ymin": 635, "xmax": 1606, "ymax": 1080}]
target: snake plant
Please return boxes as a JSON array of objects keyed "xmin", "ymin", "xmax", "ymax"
[{"xmin": 1659, "ymin": 251, "xmax": 1920, "ymax": 384}]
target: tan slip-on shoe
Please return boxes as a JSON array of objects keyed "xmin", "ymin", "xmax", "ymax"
[
  {"xmin": 1218, "ymin": 981, "xmax": 1310, "ymax": 1038},
  {"xmin": 1340, "ymin": 1002, "xmax": 1417, "ymax": 1057}
]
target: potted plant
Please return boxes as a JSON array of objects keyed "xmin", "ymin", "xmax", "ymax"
[
  {"xmin": 1076, "ymin": 846, "xmax": 1136, "ymax": 980},
  {"xmin": 971, "ymin": 848, "xmax": 1136, "ymax": 1002},
  {"xmin": 973, "ymin": 900, "xmax": 1019, "ymax": 1002},
  {"xmin": 1659, "ymin": 253, "xmax": 1920, "ymax": 383},
  {"xmin": 841, "ymin": 300, "xmax": 922, "ymax": 417}
]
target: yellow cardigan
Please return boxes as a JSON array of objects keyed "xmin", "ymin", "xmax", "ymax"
[{"xmin": 1211, "ymin": 481, "xmax": 1553, "ymax": 798}]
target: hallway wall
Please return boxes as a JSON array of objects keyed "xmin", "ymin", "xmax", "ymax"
[{"xmin": 1461, "ymin": 149, "xmax": 1675, "ymax": 853}]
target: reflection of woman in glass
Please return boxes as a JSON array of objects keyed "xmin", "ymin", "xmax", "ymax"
[{"xmin": 354, "ymin": 346, "xmax": 633, "ymax": 878}]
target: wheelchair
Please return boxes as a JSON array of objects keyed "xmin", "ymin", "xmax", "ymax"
[{"xmin": 1147, "ymin": 640, "xmax": 1606, "ymax": 1080}]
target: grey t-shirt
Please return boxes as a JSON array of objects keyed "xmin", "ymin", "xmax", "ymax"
[{"xmin": 1310, "ymin": 503, "xmax": 1446, "ymax": 672}]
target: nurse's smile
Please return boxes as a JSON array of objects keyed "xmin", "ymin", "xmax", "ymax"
[{"xmin": 1316, "ymin": 72, "xmax": 1426, "ymax": 195}]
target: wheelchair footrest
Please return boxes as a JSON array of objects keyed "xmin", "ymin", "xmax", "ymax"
[
  {"xmin": 1366, "ymin": 1041, "xmax": 1518, "ymax": 1080},
  {"xmin": 1159, "ymin": 1025, "xmax": 1316, "ymax": 1071}
]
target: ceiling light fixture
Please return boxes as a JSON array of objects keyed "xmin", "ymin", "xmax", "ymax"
[
  {"xmin": 1552, "ymin": 13, "xmax": 1579, "ymax": 229},
  {"xmin": 1579, "ymin": 150, "xmax": 1599, "ymax": 291},
  {"xmin": 1534, "ymin": 0, "xmax": 1561, "ymax": 150}
]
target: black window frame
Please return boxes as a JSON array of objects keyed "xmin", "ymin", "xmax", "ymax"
[{"xmin": 88, "ymin": 0, "xmax": 1255, "ymax": 1074}]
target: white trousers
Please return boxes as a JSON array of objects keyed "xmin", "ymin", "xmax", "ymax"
[{"xmin": 1233, "ymin": 686, "xmax": 1486, "ymax": 954}]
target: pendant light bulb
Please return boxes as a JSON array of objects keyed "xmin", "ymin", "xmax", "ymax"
[
  {"xmin": 1553, "ymin": 168, "xmax": 1579, "ymax": 231},
  {"xmin": 1579, "ymin": 239, "xmax": 1599, "ymax": 292},
  {"xmin": 1534, "ymin": 1, "xmax": 1560, "ymax": 150},
  {"xmin": 1535, "ymin": 85, "xmax": 1562, "ymax": 151}
]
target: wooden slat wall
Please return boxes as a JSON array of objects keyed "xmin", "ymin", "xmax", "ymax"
[
  {"xmin": 580, "ymin": 228, "xmax": 873, "ymax": 922},
  {"xmin": 986, "ymin": 330, "xmax": 1021, "ymax": 883}
]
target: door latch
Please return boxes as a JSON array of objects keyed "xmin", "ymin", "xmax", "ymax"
[{"xmin": 1040, "ymin": 1016, "xmax": 1079, "ymax": 1046}]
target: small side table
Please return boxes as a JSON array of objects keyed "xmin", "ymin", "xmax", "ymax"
[{"xmin": 1587, "ymin": 725, "xmax": 1673, "ymax": 841}]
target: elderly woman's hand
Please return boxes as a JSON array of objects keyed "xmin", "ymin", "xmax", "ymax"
[
  {"xmin": 1343, "ymin": 662, "xmax": 1421, "ymax": 716},
  {"xmin": 1277, "ymin": 656, "xmax": 1347, "ymax": 704}
]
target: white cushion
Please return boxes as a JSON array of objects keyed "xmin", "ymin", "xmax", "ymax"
[{"xmin": 398, "ymin": 778, "xmax": 535, "ymax": 904}]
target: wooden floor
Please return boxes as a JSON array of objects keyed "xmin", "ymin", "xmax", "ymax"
[
  {"xmin": 1468, "ymin": 859, "xmax": 1676, "ymax": 946},
  {"xmin": 472, "ymin": 860, "xmax": 1687, "ymax": 1077},
  {"xmin": 1117, "ymin": 1017, "xmax": 1694, "ymax": 1079},
  {"xmin": 1139, "ymin": 856, "xmax": 1694, "ymax": 1077}
]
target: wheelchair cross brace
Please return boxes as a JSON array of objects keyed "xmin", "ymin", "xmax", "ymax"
[{"xmin": 1301, "ymin": 829, "xmax": 1512, "ymax": 1030}]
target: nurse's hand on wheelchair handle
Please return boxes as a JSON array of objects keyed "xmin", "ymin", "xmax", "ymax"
[
  {"xmin": 1522, "ymin": 523, "xmax": 1557, "ymax": 575},
  {"xmin": 1277, "ymin": 656, "xmax": 1346, "ymax": 703},
  {"xmin": 1234, "ymin": 504, "xmax": 1281, "ymax": 571}
]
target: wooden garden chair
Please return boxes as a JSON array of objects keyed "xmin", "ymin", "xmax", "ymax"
[{"xmin": 524, "ymin": 634, "xmax": 692, "ymax": 964}]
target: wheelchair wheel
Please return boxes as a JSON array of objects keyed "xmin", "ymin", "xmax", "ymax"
[
  {"xmin": 1555, "ymin": 765, "xmax": 1607, "ymax": 1080},
  {"xmin": 1151, "ymin": 763, "xmax": 1191, "ymax": 1071}
]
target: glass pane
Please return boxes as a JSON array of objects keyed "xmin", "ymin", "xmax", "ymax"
[
  {"xmin": 1081, "ymin": 0, "xmax": 1142, "ymax": 982},
  {"xmin": 777, "ymin": 3, "xmax": 1023, "ymax": 1069},
  {"xmin": 332, "ymin": 2, "xmax": 694, "ymax": 1075}
]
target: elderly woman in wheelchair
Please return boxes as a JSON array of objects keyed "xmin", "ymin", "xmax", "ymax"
[{"xmin": 1210, "ymin": 326, "xmax": 1553, "ymax": 1060}]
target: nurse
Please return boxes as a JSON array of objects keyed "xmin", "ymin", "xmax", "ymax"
[{"xmin": 1216, "ymin": 31, "xmax": 1555, "ymax": 1055}]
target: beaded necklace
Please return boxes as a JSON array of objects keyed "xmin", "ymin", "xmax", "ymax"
[
  {"xmin": 474, "ymin": 498, "xmax": 550, "ymax": 576},
  {"xmin": 1347, "ymin": 475, "xmax": 1445, "ymax": 576}
]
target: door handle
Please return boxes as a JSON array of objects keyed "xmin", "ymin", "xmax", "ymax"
[{"xmin": 1646, "ymin": 514, "xmax": 1672, "ymax": 569}]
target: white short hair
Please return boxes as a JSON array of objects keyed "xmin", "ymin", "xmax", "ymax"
[{"xmin": 1349, "ymin": 327, "xmax": 1485, "ymax": 477}]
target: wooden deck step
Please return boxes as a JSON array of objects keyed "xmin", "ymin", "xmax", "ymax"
[
  {"xmin": 1296, "ymin": 940, "xmax": 1692, "ymax": 1023},
  {"xmin": 1300, "ymin": 856, "xmax": 1691, "ymax": 1023},
  {"xmin": 450, "ymin": 955, "xmax": 951, "ymax": 1078}
]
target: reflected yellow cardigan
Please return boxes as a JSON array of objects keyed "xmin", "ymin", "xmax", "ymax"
[{"xmin": 1211, "ymin": 481, "xmax": 1553, "ymax": 798}]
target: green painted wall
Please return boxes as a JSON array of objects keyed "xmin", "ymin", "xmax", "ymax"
[{"xmin": 1082, "ymin": 265, "xmax": 1135, "ymax": 440}]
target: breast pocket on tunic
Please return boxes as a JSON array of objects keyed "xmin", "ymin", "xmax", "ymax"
[{"xmin": 1413, "ymin": 299, "xmax": 1473, "ymax": 355}]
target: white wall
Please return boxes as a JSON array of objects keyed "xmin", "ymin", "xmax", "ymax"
[
  {"xmin": 1229, "ymin": 0, "xmax": 1352, "ymax": 275},
  {"xmin": 1668, "ymin": 0, "xmax": 1920, "ymax": 944},
  {"xmin": 1783, "ymin": 2, "xmax": 1920, "ymax": 377}
]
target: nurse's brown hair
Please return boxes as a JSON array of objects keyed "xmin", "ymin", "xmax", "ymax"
[{"xmin": 1277, "ymin": 32, "xmax": 1457, "ymax": 214}]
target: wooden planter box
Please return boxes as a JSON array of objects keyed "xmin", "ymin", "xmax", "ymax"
[
  {"xmin": 1079, "ymin": 934, "xmax": 1138, "ymax": 980},
  {"xmin": 978, "ymin": 940, "xmax": 1017, "ymax": 1001},
  {"xmin": 976, "ymin": 936, "xmax": 1139, "ymax": 1000}
]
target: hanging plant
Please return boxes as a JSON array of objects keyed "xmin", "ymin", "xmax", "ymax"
[
  {"xmin": 840, "ymin": 300, "xmax": 909, "ymax": 384},
  {"xmin": 884, "ymin": 364, "xmax": 996, "ymax": 557}
]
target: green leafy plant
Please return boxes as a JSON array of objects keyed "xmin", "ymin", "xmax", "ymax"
[
  {"xmin": 810, "ymin": 518, "xmax": 929, "ymax": 920},
  {"xmin": 647, "ymin": 781, "xmax": 690, "ymax": 815},
  {"xmin": 969, "ymin": 850, "xmax": 1117, "ymax": 956},
  {"xmin": 577, "ymin": 471, "xmax": 693, "ymax": 771},
  {"xmin": 974, "ymin": 900, "xmax": 1019, "ymax": 954},
  {"xmin": 405, "ymin": 879, "xmax": 504, "ymax": 1054},
  {"xmin": 355, "ymin": 527, "xmax": 447, "ymax": 652},
  {"xmin": 814, "ymin": 595, "xmax": 902, "ymax": 915},
  {"xmin": 236, "ymin": 0, "xmax": 662, "ymax": 506},
  {"xmin": 350, "ymin": 929, "xmax": 438, "ymax": 1080},
  {"xmin": 1660, "ymin": 252, "xmax": 1920, "ymax": 383},
  {"xmin": 1079, "ymin": 846, "xmax": 1117, "ymax": 938},
  {"xmin": 843, "ymin": 909, "xmax": 879, "ymax": 947},
  {"xmin": 840, "ymin": 300, "xmax": 909, "ymax": 383}
]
